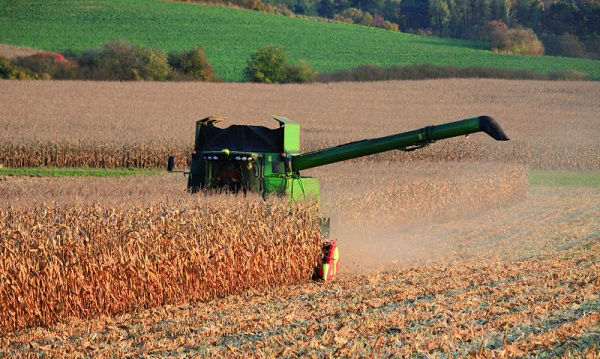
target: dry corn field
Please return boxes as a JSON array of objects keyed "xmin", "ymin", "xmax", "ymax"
[
  {"xmin": 1, "ymin": 186, "xmax": 598, "ymax": 357},
  {"xmin": 1, "ymin": 79, "xmax": 599, "ymax": 357},
  {"xmin": 0, "ymin": 190, "xmax": 323, "ymax": 334},
  {"xmin": 1, "ymin": 80, "xmax": 599, "ymax": 169}
]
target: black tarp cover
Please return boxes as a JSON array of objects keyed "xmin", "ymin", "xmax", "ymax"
[{"xmin": 197, "ymin": 125, "xmax": 284, "ymax": 153}]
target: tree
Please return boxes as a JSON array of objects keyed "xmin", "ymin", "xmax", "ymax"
[
  {"xmin": 245, "ymin": 45, "xmax": 289, "ymax": 83},
  {"xmin": 512, "ymin": 0, "xmax": 543, "ymax": 33},
  {"xmin": 490, "ymin": 0, "xmax": 510, "ymax": 23},
  {"xmin": 382, "ymin": 0, "xmax": 403, "ymax": 23},
  {"xmin": 474, "ymin": 0, "xmax": 492, "ymax": 26},
  {"xmin": 400, "ymin": 0, "xmax": 430, "ymax": 31},
  {"xmin": 317, "ymin": 0, "xmax": 335, "ymax": 18},
  {"xmin": 542, "ymin": 33, "xmax": 587, "ymax": 58},
  {"xmin": 429, "ymin": 0, "xmax": 451, "ymax": 35},
  {"xmin": 542, "ymin": 0, "xmax": 580, "ymax": 36},
  {"xmin": 578, "ymin": 0, "xmax": 600, "ymax": 38}
]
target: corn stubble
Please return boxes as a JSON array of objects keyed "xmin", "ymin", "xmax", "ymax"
[
  {"xmin": 0, "ymin": 196, "xmax": 322, "ymax": 333},
  {"xmin": 316, "ymin": 162, "xmax": 528, "ymax": 227}
]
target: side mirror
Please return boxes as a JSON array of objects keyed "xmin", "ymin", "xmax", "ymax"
[{"xmin": 167, "ymin": 156, "xmax": 175, "ymax": 172}]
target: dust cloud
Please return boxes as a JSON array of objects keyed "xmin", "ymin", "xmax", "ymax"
[
  {"xmin": 332, "ymin": 185, "xmax": 600, "ymax": 273},
  {"xmin": 314, "ymin": 162, "xmax": 529, "ymax": 273},
  {"xmin": 333, "ymin": 223, "xmax": 452, "ymax": 273},
  {"xmin": 330, "ymin": 202, "xmax": 487, "ymax": 274}
]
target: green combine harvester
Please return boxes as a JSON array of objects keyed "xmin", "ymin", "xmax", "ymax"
[{"xmin": 168, "ymin": 115, "xmax": 509, "ymax": 280}]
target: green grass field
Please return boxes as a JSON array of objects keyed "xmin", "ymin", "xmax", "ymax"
[
  {"xmin": 3, "ymin": 166, "xmax": 598, "ymax": 189},
  {"xmin": 1, "ymin": 0, "xmax": 599, "ymax": 81},
  {"xmin": 529, "ymin": 171, "xmax": 600, "ymax": 188},
  {"xmin": 0, "ymin": 167, "xmax": 161, "ymax": 177}
]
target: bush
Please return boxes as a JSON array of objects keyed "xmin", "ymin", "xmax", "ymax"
[
  {"xmin": 4, "ymin": 42, "xmax": 218, "ymax": 82},
  {"xmin": 71, "ymin": 48, "xmax": 102, "ymax": 78},
  {"xmin": 340, "ymin": 8, "xmax": 364, "ymax": 23},
  {"xmin": 382, "ymin": 21, "xmax": 399, "ymax": 32},
  {"xmin": 285, "ymin": 60, "xmax": 316, "ymax": 83},
  {"xmin": 374, "ymin": 15, "xmax": 386, "ymax": 28},
  {"xmin": 0, "ymin": 57, "xmax": 36, "ymax": 80},
  {"xmin": 333, "ymin": 15, "xmax": 353, "ymax": 23},
  {"xmin": 416, "ymin": 28, "xmax": 433, "ymax": 36},
  {"xmin": 95, "ymin": 40, "xmax": 171, "ymax": 81},
  {"xmin": 245, "ymin": 45, "xmax": 316, "ymax": 83},
  {"xmin": 316, "ymin": 63, "xmax": 549, "ymax": 82},
  {"xmin": 95, "ymin": 41, "xmax": 143, "ymax": 80},
  {"xmin": 245, "ymin": 45, "xmax": 289, "ymax": 83},
  {"xmin": 542, "ymin": 33, "xmax": 587, "ymax": 58},
  {"xmin": 491, "ymin": 27, "xmax": 545, "ymax": 56},
  {"xmin": 582, "ymin": 37, "xmax": 600, "ymax": 60},
  {"xmin": 360, "ymin": 12, "xmax": 375, "ymax": 27},
  {"xmin": 548, "ymin": 70, "xmax": 589, "ymax": 81},
  {"xmin": 135, "ymin": 47, "xmax": 171, "ymax": 81},
  {"xmin": 197, "ymin": 0, "xmax": 276, "ymax": 13},
  {"xmin": 274, "ymin": 4, "xmax": 294, "ymax": 16},
  {"xmin": 14, "ymin": 53, "xmax": 78, "ymax": 79},
  {"xmin": 169, "ymin": 48, "xmax": 215, "ymax": 81}
]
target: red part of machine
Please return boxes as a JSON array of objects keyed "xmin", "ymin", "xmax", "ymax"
[{"xmin": 317, "ymin": 241, "xmax": 339, "ymax": 281}]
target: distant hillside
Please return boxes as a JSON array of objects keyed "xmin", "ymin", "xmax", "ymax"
[
  {"xmin": 1, "ymin": 0, "xmax": 599, "ymax": 81},
  {"xmin": 261, "ymin": 0, "xmax": 600, "ymax": 59}
]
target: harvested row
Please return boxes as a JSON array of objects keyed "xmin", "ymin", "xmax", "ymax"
[
  {"xmin": 0, "ymin": 197, "xmax": 323, "ymax": 333},
  {"xmin": 1, "ymin": 162, "xmax": 528, "ymax": 226},
  {"xmin": 317, "ymin": 161, "xmax": 528, "ymax": 227}
]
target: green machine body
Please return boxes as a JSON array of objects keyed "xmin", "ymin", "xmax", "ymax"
[
  {"xmin": 173, "ymin": 114, "xmax": 508, "ymax": 203},
  {"xmin": 181, "ymin": 115, "xmax": 322, "ymax": 203},
  {"xmin": 168, "ymin": 115, "xmax": 509, "ymax": 280}
]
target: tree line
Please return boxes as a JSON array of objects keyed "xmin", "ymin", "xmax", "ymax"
[
  {"xmin": 200, "ymin": 0, "xmax": 600, "ymax": 59},
  {"xmin": 2, "ymin": 42, "xmax": 588, "ymax": 82}
]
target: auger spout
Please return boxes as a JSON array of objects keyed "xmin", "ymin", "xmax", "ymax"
[{"xmin": 290, "ymin": 116, "xmax": 508, "ymax": 172}]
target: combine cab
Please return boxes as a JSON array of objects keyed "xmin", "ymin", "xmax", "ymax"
[
  {"xmin": 169, "ymin": 115, "xmax": 509, "ymax": 280},
  {"xmin": 182, "ymin": 116, "xmax": 321, "ymax": 202}
]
